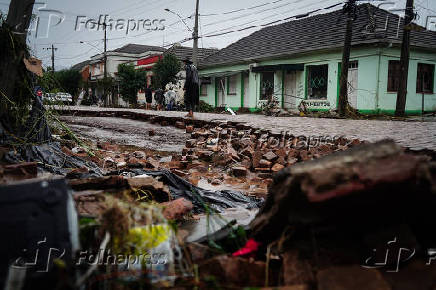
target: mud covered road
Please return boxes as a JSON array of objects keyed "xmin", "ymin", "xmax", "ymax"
[{"xmin": 59, "ymin": 116, "xmax": 188, "ymax": 152}]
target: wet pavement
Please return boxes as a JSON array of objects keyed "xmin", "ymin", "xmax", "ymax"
[
  {"xmin": 59, "ymin": 106, "xmax": 436, "ymax": 150},
  {"xmin": 60, "ymin": 116, "xmax": 188, "ymax": 152}
]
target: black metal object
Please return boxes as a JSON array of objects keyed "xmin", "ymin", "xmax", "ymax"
[{"xmin": 0, "ymin": 178, "xmax": 78, "ymax": 289}]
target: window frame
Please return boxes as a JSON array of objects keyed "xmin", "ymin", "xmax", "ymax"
[
  {"xmin": 416, "ymin": 63, "xmax": 435, "ymax": 94},
  {"xmin": 227, "ymin": 75, "xmax": 237, "ymax": 95},
  {"xmin": 387, "ymin": 60, "xmax": 401, "ymax": 93},
  {"xmin": 200, "ymin": 83, "xmax": 208, "ymax": 96},
  {"xmin": 259, "ymin": 71, "xmax": 275, "ymax": 101},
  {"xmin": 306, "ymin": 64, "xmax": 328, "ymax": 99}
]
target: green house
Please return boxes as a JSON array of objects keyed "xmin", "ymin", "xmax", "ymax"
[{"xmin": 198, "ymin": 4, "xmax": 436, "ymax": 115}]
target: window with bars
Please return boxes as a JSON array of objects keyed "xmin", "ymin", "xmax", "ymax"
[
  {"xmin": 416, "ymin": 63, "xmax": 434, "ymax": 94},
  {"xmin": 307, "ymin": 64, "xmax": 328, "ymax": 99},
  {"xmin": 260, "ymin": 72, "xmax": 274, "ymax": 100},
  {"xmin": 387, "ymin": 60, "xmax": 401, "ymax": 92}
]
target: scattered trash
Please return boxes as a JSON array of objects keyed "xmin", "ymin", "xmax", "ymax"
[{"xmin": 120, "ymin": 169, "xmax": 263, "ymax": 213}]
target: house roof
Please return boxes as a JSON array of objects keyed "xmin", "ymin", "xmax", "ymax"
[
  {"xmin": 71, "ymin": 59, "xmax": 90, "ymax": 71},
  {"xmin": 164, "ymin": 45, "xmax": 218, "ymax": 62},
  {"xmin": 111, "ymin": 43, "xmax": 166, "ymax": 54},
  {"xmin": 200, "ymin": 4, "xmax": 436, "ymax": 68}
]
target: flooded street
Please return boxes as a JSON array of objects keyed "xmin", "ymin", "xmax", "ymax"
[{"xmin": 60, "ymin": 116, "xmax": 189, "ymax": 152}]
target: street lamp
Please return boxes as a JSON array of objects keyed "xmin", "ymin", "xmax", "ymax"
[
  {"xmin": 164, "ymin": 8, "xmax": 192, "ymax": 32},
  {"xmin": 164, "ymin": 4, "xmax": 200, "ymax": 67},
  {"xmin": 79, "ymin": 41, "xmax": 103, "ymax": 53}
]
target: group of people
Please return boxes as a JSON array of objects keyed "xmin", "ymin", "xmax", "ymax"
[
  {"xmin": 144, "ymin": 86, "xmax": 177, "ymax": 111},
  {"xmin": 143, "ymin": 58, "xmax": 200, "ymax": 118}
]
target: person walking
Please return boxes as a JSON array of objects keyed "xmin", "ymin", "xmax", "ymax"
[
  {"xmin": 145, "ymin": 85, "xmax": 152, "ymax": 110},
  {"xmin": 183, "ymin": 58, "xmax": 199, "ymax": 118},
  {"xmin": 154, "ymin": 88, "xmax": 164, "ymax": 111},
  {"xmin": 165, "ymin": 86, "xmax": 176, "ymax": 111}
]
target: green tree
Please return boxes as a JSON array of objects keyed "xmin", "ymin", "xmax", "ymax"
[
  {"xmin": 38, "ymin": 68, "xmax": 81, "ymax": 96},
  {"xmin": 117, "ymin": 63, "xmax": 147, "ymax": 104},
  {"xmin": 55, "ymin": 68, "xmax": 81, "ymax": 96},
  {"xmin": 152, "ymin": 54, "xmax": 181, "ymax": 89}
]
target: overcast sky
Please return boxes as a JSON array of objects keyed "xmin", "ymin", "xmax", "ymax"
[{"xmin": 0, "ymin": 0, "xmax": 435, "ymax": 70}]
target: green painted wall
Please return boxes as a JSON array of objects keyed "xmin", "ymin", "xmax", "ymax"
[{"xmin": 198, "ymin": 46, "xmax": 436, "ymax": 114}]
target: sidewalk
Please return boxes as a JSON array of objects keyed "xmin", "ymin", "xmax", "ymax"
[{"xmin": 58, "ymin": 106, "xmax": 436, "ymax": 150}]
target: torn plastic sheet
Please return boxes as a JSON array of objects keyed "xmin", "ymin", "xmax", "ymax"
[
  {"xmin": 1, "ymin": 95, "xmax": 102, "ymax": 176},
  {"xmin": 5, "ymin": 142, "xmax": 102, "ymax": 176},
  {"xmin": 121, "ymin": 169, "xmax": 264, "ymax": 213}
]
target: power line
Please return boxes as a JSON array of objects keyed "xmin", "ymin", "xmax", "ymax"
[
  {"xmin": 200, "ymin": 0, "xmax": 287, "ymax": 16},
  {"xmin": 202, "ymin": 0, "xmax": 343, "ymax": 38}
]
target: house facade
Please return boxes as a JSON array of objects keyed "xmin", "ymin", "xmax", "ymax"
[
  {"xmin": 198, "ymin": 5, "xmax": 436, "ymax": 115},
  {"xmin": 133, "ymin": 44, "xmax": 218, "ymax": 105},
  {"xmin": 88, "ymin": 44, "xmax": 165, "ymax": 106}
]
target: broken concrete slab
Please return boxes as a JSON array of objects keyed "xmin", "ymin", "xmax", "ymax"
[{"xmin": 161, "ymin": 198, "xmax": 193, "ymax": 220}]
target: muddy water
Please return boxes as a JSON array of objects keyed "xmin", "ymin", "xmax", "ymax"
[{"xmin": 60, "ymin": 116, "xmax": 188, "ymax": 152}]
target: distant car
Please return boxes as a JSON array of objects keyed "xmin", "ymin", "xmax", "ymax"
[{"xmin": 42, "ymin": 92, "xmax": 73, "ymax": 105}]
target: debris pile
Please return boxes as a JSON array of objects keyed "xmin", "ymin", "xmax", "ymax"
[
  {"xmin": 182, "ymin": 124, "xmax": 362, "ymax": 177},
  {"xmin": 212, "ymin": 139, "xmax": 436, "ymax": 289}
]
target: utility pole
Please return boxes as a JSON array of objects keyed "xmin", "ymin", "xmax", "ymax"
[
  {"xmin": 395, "ymin": 0, "xmax": 414, "ymax": 117},
  {"xmin": 102, "ymin": 21, "xmax": 108, "ymax": 107},
  {"xmin": 192, "ymin": 0, "xmax": 200, "ymax": 67},
  {"xmin": 44, "ymin": 44, "xmax": 58, "ymax": 72},
  {"xmin": 338, "ymin": 0, "xmax": 356, "ymax": 117}
]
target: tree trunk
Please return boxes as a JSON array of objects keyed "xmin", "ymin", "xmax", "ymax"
[
  {"xmin": 0, "ymin": 0, "xmax": 35, "ymax": 129},
  {"xmin": 338, "ymin": 0, "xmax": 355, "ymax": 117},
  {"xmin": 395, "ymin": 0, "xmax": 414, "ymax": 117}
]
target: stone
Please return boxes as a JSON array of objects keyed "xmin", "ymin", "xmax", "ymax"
[
  {"xmin": 186, "ymin": 125, "xmax": 194, "ymax": 133},
  {"xmin": 299, "ymin": 150, "xmax": 310, "ymax": 161},
  {"xmin": 271, "ymin": 163, "xmax": 285, "ymax": 172},
  {"xmin": 146, "ymin": 157, "xmax": 160, "ymax": 169},
  {"xmin": 0, "ymin": 162, "xmax": 37, "ymax": 183},
  {"xmin": 132, "ymin": 151, "xmax": 146, "ymax": 159},
  {"xmin": 68, "ymin": 176, "xmax": 128, "ymax": 191},
  {"xmin": 173, "ymin": 169, "xmax": 186, "ymax": 177},
  {"xmin": 259, "ymin": 159, "xmax": 272, "ymax": 168},
  {"xmin": 288, "ymin": 148, "xmax": 299, "ymax": 158},
  {"xmin": 148, "ymin": 129, "xmax": 155, "ymax": 136},
  {"xmin": 211, "ymin": 179, "xmax": 222, "ymax": 185},
  {"xmin": 74, "ymin": 192, "xmax": 107, "ymax": 217},
  {"xmin": 317, "ymin": 265, "xmax": 390, "ymax": 290},
  {"xmin": 128, "ymin": 176, "xmax": 171, "ymax": 202},
  {"xmin": 159, "ymin": 156, "xmax": 173, "ymax": 163},
  {"xmin": 72, "ymin": 146, "xmax": 86, "ymax": 154},
  {"xmin": 252, "ymin": 151, "xmax": 263, "ymax": 169},
  {"xmin": 197, "ymin": 150, "xmax": 214, "ymax": 161},
  {"xmin": 232, "ymin": 166, "xmax": 248, "ymax": 177},
  {"xmin": 97, "ymin": 142, "xmax": 119, "ymax": 152},
  {"xmin": 116, "ymin": 161, "xmax": 127, "ymax": 168},
  {"xmin": 175, "ymin": 121, "xmax": 186, "ymax": 129},
  {"xmin": 186, "ymin": 139, "xmax": 197, "ymax": 148},
  {"xmin": 241, "ymin": 158, "xmax": 252, "ymax": 169},
  {"xmin": 103, "ymin": 157, "xmax": 115, "ymax": 166},
  {"xmin": 240, "ymin": 147, "xmax": 255, "ymax": 158},
  {"xmin": 287, "ymin": 157, "xmax": 298, "ymax": 166},
  {"xmin": 127, "ymin": 157, "xmax": 143, "ymax": 168},
  {"xmin": 161, "ymin": 198, "xmax": 193, "ymax": 220}
]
